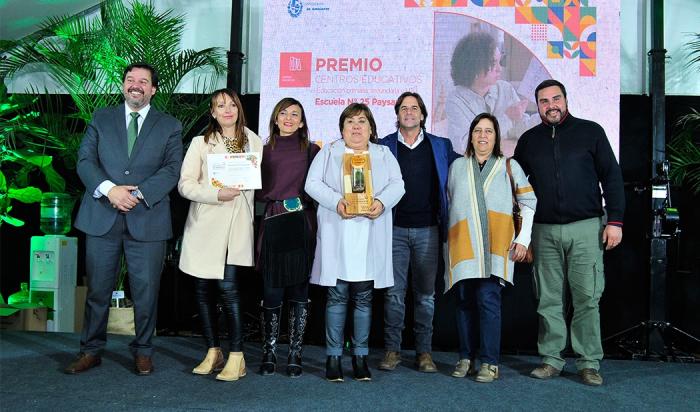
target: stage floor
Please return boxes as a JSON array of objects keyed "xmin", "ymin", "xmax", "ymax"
[{"xmin": 1, "ymin": 331, "xmax": 699, "ymax": 411}]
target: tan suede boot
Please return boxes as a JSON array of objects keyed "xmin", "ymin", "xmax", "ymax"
[
  {"xmin": 192, "ymin": 347, "xmax": 225, "ymax": 375},
  {"xmin": 216, "ymin": 352, "xmax": 247, "ymax": 381}
]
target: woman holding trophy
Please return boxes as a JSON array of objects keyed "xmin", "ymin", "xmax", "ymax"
[{"xmin": 305, "ymin": 103, "xmax": 405, "ymax": 382}]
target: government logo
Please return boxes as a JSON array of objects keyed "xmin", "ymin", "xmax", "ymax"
[{"xmin": 288, "ymin": 0, "xmax": 303, "ymax": 18}]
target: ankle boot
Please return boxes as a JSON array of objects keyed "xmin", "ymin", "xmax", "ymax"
[
  {"xmin": 325, "ymin": 355, "xmax": 344, "ymax": 382},
  {"xmin": 192, "ymin": 347, "xmax": 225, "ymax": 375},
  {"xmin": 259, "ymin": 304, "xmax": 282, "ymax": 376},
  {"xmin": 352, "ymin": 355, "xmax": 372, "ymax": 381},
  {"xmin": 216, "ymin": 352, "xmax": 246, "ymax": 381},
  {"xmin": 286, "ymin": 300, "xmax": 308, "ymax": 378}
]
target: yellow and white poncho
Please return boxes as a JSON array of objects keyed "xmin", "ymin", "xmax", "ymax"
[{"xmin": 444, "ymin": 156, "xmax": 537, "ymax": 292}]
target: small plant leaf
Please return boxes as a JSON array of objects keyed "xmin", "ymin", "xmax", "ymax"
[
  {"xmin": 8, "ymin": 186, "xmax": 43, "ymax": 203},
  {"xmin": 1, "ymin": 214, "xmax": 25, "ymax": 227}
]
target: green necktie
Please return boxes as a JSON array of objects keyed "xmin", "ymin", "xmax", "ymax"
[{"xmin": 127, "ymin": 112, "xmax": 140, "ymax": 156}]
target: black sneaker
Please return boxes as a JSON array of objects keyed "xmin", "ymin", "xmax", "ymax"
[
  {"xmin": 352, "ymin": 355, "xmax": 372, "ymax": 381},
  {"xmin": 325, "ymin": 355, "xmax": 344, "ymax": 382}
]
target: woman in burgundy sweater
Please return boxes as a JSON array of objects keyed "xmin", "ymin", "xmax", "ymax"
[{"xmin": 256, "ymin": 98, "xmax": 320, "ymax": 377}]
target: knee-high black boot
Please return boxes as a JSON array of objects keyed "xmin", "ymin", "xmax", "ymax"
[
  {"xmin": 287, "ymin": 300, "xmax": 309, "ymax": 378},
  {"xmin": 259, "ymin": 304, "xmax": 282, "ymax": 375}
]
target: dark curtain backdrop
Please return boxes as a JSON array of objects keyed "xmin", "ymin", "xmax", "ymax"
[{"xmin": 1, "ymin": 94, "xmax": 698, "ymax": 353}]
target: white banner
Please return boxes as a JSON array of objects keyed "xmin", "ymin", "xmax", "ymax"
[{"xmin": 260, "ymin": 0, "xmax": 620, "ymax": 157}]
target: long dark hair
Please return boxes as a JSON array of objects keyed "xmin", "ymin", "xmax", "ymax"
[
  {"xmin": 267, "ymin": 97, "xmax": 310, "ymax": 150},
  {"xmin": 203, "ymin": 88, "xmax": 247, "ymax": 144},
  {"xmin": 466, "ymin": 112, "xmax": 503, "ymax": 158},
  {"xmin": 338, "ymin": 103, "xmax": 378, "ymax": 143}
]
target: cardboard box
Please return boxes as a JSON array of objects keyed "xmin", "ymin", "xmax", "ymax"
[{"xmin": 0, "ymin": 305, "xmax": 48, "ymax": 331}]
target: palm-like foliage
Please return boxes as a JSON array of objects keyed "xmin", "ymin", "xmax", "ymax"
[
  {"xmin": 0, "ymin": 0, "xmax": 226, "ymax": 136},
  {"xmin": 685, "ymin": 33, "xmax": 700, "ymax": 69},
  {"xmin": 0, "ymin": 0, "xmax": 226, "ymax": 229},
  {"xmin": 668, "ymin": 109, "xmax": 700, "ymax": 194},
  {"xmin": 0, "ymin": 82, "xmax": 64, "ymax": 227},
  {"xmin": 668, "ymin": 33, "xmax": 700, "ymax": 195}
]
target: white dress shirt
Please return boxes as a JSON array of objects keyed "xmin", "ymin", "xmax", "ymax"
[{"xmin": 397, "ymin": 128, "xmax": 424, "ymax": 150}]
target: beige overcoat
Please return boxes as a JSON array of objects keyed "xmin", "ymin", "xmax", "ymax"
[{"xmin": 178, "ymin": 128, "xmax": 263, "ymax": 279}]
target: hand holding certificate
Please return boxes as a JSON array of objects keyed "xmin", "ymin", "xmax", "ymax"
[{"xmin": 207, "ymin": 152, "xmax": 262, "ymax": 190}]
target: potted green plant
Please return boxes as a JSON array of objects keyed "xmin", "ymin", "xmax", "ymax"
[
  {"xmin": 0, "ymin": 0, "xmax": 226, "ymax": 139},
  {"xmin": 0, "ymin": 83, "xmax": 66, "ymax": 228},
  {"xmin": 668, "ymin": 33, "xmax": 700, "ymax": 194},
  {"xmin": 668, "ymin": 109, "xmax": 700, "ymax": 194},
  {"xmin": 107, "ymin": 254, "xmax": 136, "ymax": 335},
  {"xmin": 1, "ymin": 0, "xmax": 227, "ymax": 332}
]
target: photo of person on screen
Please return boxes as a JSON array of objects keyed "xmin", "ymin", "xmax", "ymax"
[{"xmin": 445, "ymin": 31, "xmax": 540, "ymax": 155}]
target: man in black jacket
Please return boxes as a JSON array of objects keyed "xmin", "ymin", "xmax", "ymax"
[{"xmin": 513, "ymin": 79, "xmax": 624, "ymax": 386}]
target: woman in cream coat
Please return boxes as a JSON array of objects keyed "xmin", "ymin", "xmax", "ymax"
[{"xmin": 178, "ymin": 88, "xmax": 263, "ymax": 382}]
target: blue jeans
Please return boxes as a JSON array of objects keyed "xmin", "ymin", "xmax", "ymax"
[
  {"xmin": 455, "ymin": 277, "xmax": 503, "ymax": 364},
  {"xmin": 326, "ymin": 280, "xmax": 373, "ymax": 356},
  {"xmin": 384, "ymin": 226, "xmax": 439, "ymax": 354}
]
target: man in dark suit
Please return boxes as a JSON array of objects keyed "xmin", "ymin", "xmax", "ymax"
[
  {"xmin": 378, "ymin": 92, "xmax": 460, "ymax": 373},
  {"xmin": 65, "ymin": 62, "xmax": 183, "ymax": 375}
]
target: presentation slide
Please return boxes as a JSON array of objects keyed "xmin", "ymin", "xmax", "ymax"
[{"xmin": 260, "ymin": 0, "xmax": 620, "ymax": 157}]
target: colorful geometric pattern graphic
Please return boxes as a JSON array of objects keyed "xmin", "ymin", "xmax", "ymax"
[
  {"xmin": 405, "ymin": 0, "xmax": 469, "ymax": 6},
  {"xmin": 406, "ymin": 0, "xmax": 598, "ymax": 76},
  {"xmin": 473, "ymin": 0, "xmax": 515, "ymax": 6}
]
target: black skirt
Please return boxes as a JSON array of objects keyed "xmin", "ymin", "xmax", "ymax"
[{"xmin": 261, "ymin": 210, "xmax": 312, "ymax": 288}]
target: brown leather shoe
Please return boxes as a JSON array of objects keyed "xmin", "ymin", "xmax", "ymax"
[
  {"xmin": 579, "ymin": 368, "xmax": 603, "ymax": 386},
  {"xmin": 64, "ymin": 352, "xmax": 102, "ymax": 374},
  {"xmin": 134, "ymin": 355, "xmax": 153, "ymax": 375},
  {"xmin": 378, "ymin": 351, "xmax": 401, "ymax": 371},
  {"xmin": 415, "ymin": 353, "xmax": 438, "ymax": 373},
  {"xmin": 530, "ymin": 363, "xmax": 561, "ymax": 379}
]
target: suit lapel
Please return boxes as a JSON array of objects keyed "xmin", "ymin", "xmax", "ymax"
[
  {"xmin": 113, "ymin": 104, "xmax": 130, "ymax": 162},
  {"xmin": 387, "ymin": 132, "xmax": 399, "ymax": 158}
]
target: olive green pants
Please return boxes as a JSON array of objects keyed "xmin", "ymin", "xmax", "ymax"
[{"xmin": 532, "ymin": 217, "xmax": 605, "ymax": 371}]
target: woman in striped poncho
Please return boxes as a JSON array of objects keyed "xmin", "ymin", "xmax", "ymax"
[{"xmin": 445, "ymin": 112, "xmax": 536, "ymax": 383}]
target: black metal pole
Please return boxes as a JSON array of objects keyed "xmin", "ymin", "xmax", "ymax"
[
  {"xmin": 648, "ymin": 0, "xmax": 667, "ymax": 354},
  {"xmin": 227, "ymin": 0, "xmax": 245, "ymax": 92}
]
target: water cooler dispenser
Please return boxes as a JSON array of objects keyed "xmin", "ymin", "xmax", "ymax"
[
  {"xmin": 29, "ymin": 236, "xmax": 78, "ymax": 332},
  {"xmin": 28, "ymin": 193, "xmax": 78, "ymax": 332}
]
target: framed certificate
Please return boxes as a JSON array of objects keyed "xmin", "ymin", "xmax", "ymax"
[
  {"xmin": 342, "ymin": 153, "xmax": 373, "ymax": 215},
  {"xmin": 207, "ymin": 152, "xmax": 262, "ymax": 190}
]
